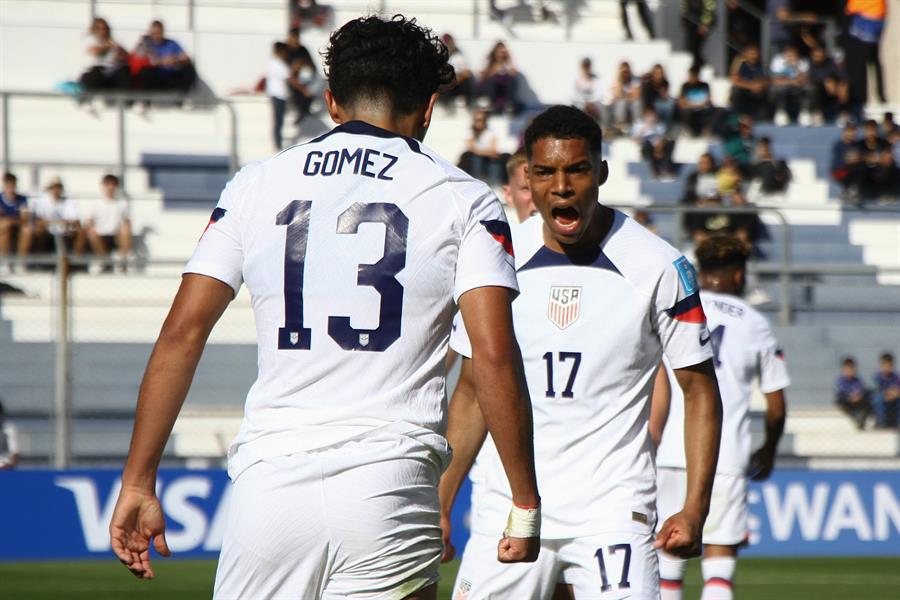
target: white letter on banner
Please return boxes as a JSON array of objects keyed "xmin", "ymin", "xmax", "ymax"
[
  {"xmin": 162, "ymin": 476, "xmax": 211, "ymax": 552},
  {"xmin": 55, "ymin": 477, "xmax": 122, "ymax": 552},
  {"xmin": 763, "ymin": 482, "xmax": 829, "ymax": 541},
  {"xmin": 873, "ymin": 483, "xmax": 900, "ymax": 541},
  {"xmin": 823, "ymin": 483, "xmax": 872, "ymax": 541},
  {"xmin": 203, "ymin": 483, "xmax": 232, "ymax": 551}
]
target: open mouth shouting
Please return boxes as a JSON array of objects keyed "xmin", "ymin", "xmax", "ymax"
[{"xmin": 550, "ymin": 204, "xmax": 582, "ymax": 237}]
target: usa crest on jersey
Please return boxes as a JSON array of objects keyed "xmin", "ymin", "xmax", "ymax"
[{"xmin": 548, "ymin": 286, "xmax": 581, "ymax": 330}]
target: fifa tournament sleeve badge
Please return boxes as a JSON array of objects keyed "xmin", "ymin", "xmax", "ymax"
[{"xmin": 673, "ymin": 256, "xmax": 699, "ymax": 295}]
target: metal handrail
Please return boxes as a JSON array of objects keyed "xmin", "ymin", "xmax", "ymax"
[{"xmin": 0, "ymin": 89, "xmax": 239, "ymax": 193}]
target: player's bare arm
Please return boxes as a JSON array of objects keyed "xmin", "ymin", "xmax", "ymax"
[
  {"xmin": 438, "ymin": 357, "xmax": 488, "ymax": 562},
  {"xmin": 750, "ymin": 389, "xmax": 786, "ymax": 480},
  {"xmin": 649, "ymin": 362, "xmax": 671, "ymax": 447},
  {"xmin": 110, "ymin": 274, "xmax": 233, "ymax": 579},
  {"xmin": 458, "ymin": 285, "xmax": 540, "ymax": 563},
  {"xmin": 656, "ymin": 359, "xmax": 722, "ymax": 558}
]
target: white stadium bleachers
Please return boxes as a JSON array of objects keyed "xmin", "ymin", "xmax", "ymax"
[{"xmin": 1, "ymin": 0, "xmax": 898, "ymax": 463}]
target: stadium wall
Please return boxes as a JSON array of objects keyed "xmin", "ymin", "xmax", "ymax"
[{"xmin": 1, "ymin": 468, "xmax": 898, "ymax": 560}]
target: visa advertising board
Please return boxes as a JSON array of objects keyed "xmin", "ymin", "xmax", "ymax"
[{"xmin": 0, "ymin": 469, "xmax": 897, "ymax": 560}]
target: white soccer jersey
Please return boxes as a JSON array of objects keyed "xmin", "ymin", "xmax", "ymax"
[
  {"xmin": 657, "ymin": 290, "xmax": 790, "ymax": 476},
  {"xmin": 451, "ymin": 210, "xmax": 713, "ymax": 539},
  {"xmin": 185, "ymin": 120, "xmax": 518, "ymax": 479}
]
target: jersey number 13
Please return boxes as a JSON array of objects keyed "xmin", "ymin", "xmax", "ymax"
[{"xmin": 276, "ymin": 200, "xmax": 408, "ymax": 352}]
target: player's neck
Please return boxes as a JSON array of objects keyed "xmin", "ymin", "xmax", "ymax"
[{"xmin": 334, "ymin": 109, "xmax": 427, "ymax": 140}]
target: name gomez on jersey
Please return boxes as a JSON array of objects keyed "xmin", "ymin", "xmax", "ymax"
[{"xmin": 185, "ymin": 121, "xmax": 518, "ymax": 479}]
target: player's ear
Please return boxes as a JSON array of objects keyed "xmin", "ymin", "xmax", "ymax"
[
  {"xmin": 421, "ymin": 92, "xmax": 440, "ymax": 129},
  {"xmin": 324, "ymin": 89, "xmax": 342, "ymax": 124},
  {"xmin": 596, "ymin": 159, "xmax": 609, "ymax": 187}
]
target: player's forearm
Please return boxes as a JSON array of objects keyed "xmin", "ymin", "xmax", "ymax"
[
  {"xmin": 122, "ymin": 327, "xmax": 208, "ymax": 491},
  {"xmin": 677, "ymin": 360, "xmax": 722, "ymax": 517},
  {"xmin": 471, "ymin": 347, "xmax": 540, "ymax": 507},
  {"xmin": 439, "ymin": 363, "xmax": 488, "ymax": 516},
  {"xmin": 762, "ymin": 390, "xmax": 786, "ymax": 452}
]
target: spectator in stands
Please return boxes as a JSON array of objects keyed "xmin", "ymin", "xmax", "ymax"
[
  {"xmin": 0, "ymin": 173, "xmax": 31, "ymax": 274},
  {"xmin": 31, "ymin": 178, "xmax": 84, "ymax": 256},
  {"xmin": 681, "ymin": 152, "xmax": 719, "ymax": 205},
  {"xmin": 857, "ymin": 119, "xmax": 892, "ymax": 201},
  {"xmin": 286, "ymin": 27, "xmax": 314, "ymax": 71},
  {"xmin": 873, "ymin": 353, "xmax": 900, "ymax": 429},
  {"xmin": 632, "ymin": 106, "xmax": 675, "ymax": 180},
  {"xmin": 572, "ymin": 57, "xmax": 604, "ymax": 123},
  {"xmin": 723, "ymin": 114, "xmax": 757, "ymax": 177},
  {"xmin": 835, "ymin": 356, "xmax": 871, "ymax": 429},
  {"xmin": 605, "ymin": 61, "xmax": 642, "ymax": 135},
  {"xmin": 730, "ymin": 43, "xmax": 770, "ymax": 120},
  {"xmin": 725, "ymin": 0, "xmax": 760, "ymax": 68},
  {"xmin": 683, "ymin": 192, "xmax": 733, "ymax": 248},
  {"xmin": 501, "ymin": 151, "xmax": 536, "ymax": 223},
  {"xmin": 440, "ymin": 34, "xmax": 475, "ymax": 109},
  {"xmin": 831, "ymin": 122, "xmax": 863, "ymax": 202},
  {"xmin": 0, "ymin": 400, "xmax": 20, "ymax": 469},
  {"xmin": 880, "ymin": 112, "xmax": 898, "ymax": 138},
  {"xmin": 479, "ymin": 42, "xmax": 520, "ymax": 115},
  {"xmin": 681, "ymin": 0, "xmax": 716, "ymax": 69},
  {"xmin": 729, "ymin": 189, "xmax": 767, "ymax": 255},
  {"xmin": 842, "ymin": 0, "xmax": 887, "ymax": 113},
  {"xmin": 806, "ymin": 45, "xmax": 847, "ymax": 125},
  {"xmin": 290, "ymin": 48, "xmax": 321, "ymax": 128},
  {"xmin": 768, "ymin": 0, "xmax": 824, "ymax": 54},
  {"xmin": 678, "ymin": 65, "xmax": 714, "ymax": 136},
  {"xmin": 620, "ymin": 0, "xmax": 655, "ymax": 40},
  {"xmin": 641, "ymin": 64, "xmax": 675, "ymax": 129},
  {"xmin": 132, "ymin": 21, "xmax": 197, "ymax": 95},
  {"xmin": 79, "ymin": 17, "xmax": 130, "ymax": 100},
  {"xmin": 266, "ymin": 42, "xmax": 292, "ymax": 150},
  {"xmin": 869, "ymin": 146, "xmax": 899, "ymax": 201},
  {"xmin": 291, "ymin": 0, "xmax": 330, "ymax": 29},
  {"xmin": 753, "ymin": 137, "xmax": 792, "ymax": 194},
  {"xmin": 769, "ymin": 44, "xmax": 808, "ymax": 125},
  {"xmin": 84, "ymin": 174, "xmax": 132, "ymax": 274},
  {"xmin": 716, "ymin": 154, "xmax": 743, "ymax": 199},
  {"xmin": 458, "ymin": 109, "xmax": 504, "ymax": 185}
]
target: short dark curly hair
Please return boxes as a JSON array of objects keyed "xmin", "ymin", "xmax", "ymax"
[
  {"xmin": 695, "ymin": 234, "xmax": 752, "ymax": 273},
  {"xmin": 323, "ymin": 15, "xmax": 454, "ymax": 116},
  {"xmin": 523, "ymin": 105, "xmax": 603, "ymax": 160}
]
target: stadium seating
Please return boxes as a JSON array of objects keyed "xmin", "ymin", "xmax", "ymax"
[{"xmin": 0, "ymin": 0, "xmax": 898, "ymax": 464}]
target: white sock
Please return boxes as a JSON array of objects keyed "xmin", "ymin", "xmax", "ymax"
[
  {"xmin": 658, "ymin": 552, "xmax": 687, "ymax": 600},
  {"xmin": 700, "ymin": 557, "xmax": 736, "ymax": 600}
]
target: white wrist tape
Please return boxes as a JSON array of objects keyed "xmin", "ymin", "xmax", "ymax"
[{"xmin": 504, "ymin": 504, "xmax": 541, "ymax": 538}]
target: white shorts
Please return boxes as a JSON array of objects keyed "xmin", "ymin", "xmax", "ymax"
[
  {"xmin": 214, "ymin": 433, "xmax": 445, "ymax": 599},
  {"xmin": 656, "ymin": 467, "xmax": 748, "ymax": 547},
  {"xmin": 453, "ymin": 530, "xmax": 659, "ymax": 600}
]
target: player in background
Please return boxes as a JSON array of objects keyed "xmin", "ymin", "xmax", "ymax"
[
  {"xmin": 501, "ymin": 150, "xmax": 537, "ymax": 224},
  {"xmin": 652, "ymin": 234, "xmax": 789, "ymax": 600},
  {"xmin": 440, "ymin": 105, "xmax": 722, "ymax": 599},
  {"xmin": 109, "ymin": 15, "xmax": 540, "ymax": 599}
]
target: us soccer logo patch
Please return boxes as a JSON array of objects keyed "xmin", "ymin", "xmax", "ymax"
[{"xmin": 548, "ymin": 286, "xmax": 581, "ymax": 330}]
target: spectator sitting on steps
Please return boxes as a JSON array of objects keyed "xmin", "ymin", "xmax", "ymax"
[
  {"xmin": 0, "ymin": 172, "xmax": 31, "ymax": 274},
  {"xmin": 84, "ymin": 174, "xmax": 133, "ymax": 274},
  {"xmin": 31, "ymin": 177, "xmax": 85, "ymax": 257},
  {"xmin": 79, "ymin": 17, "xmax": 131, "ymax": 108},
  {"xmin": 132, "ymin": 20, "xmax": 197, "ymax": 100},
  {"xmin": 835, "ymin": 356, "xmax": 871, "ymax": 429},
  {"xmin": 873, "ymin": 352, "xmax": 900, "ymax": 429}
]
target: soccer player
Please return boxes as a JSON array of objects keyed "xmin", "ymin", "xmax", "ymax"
[
  {"xmin": 109, "ymin": 15, "xmax": 541, "ymax": 599},
  {"xmin": 501, "ymin": 151, "xmax": 537, "ymax": 224},
  {"xmin": 652, "ymin": 234, "xmax": 789, "ymax": 600},
  {"xmin": 440, "ymin": 105, "xmax": 722, "ymax": 599}
]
